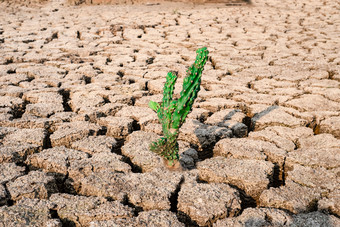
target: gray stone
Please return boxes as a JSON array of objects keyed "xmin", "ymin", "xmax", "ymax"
[
  {"xmin": 178, "ymin": 154, "xmax": 194, "ymax": 170},
  {"xmin": 181, "ymin": 148, "xmax": 198, "ymax": 162},
  {"xmin": 71, "ymin": 135, "xmax": 118, "ymax": 155},
  {"xmin": 49, "ymin": 193, "xmax": 133, "ymax": 226},
  {"xmin": 291, "ymin": 211, "xmax": 340, "ymax": 227},
  {"xmin": 178, "ymin": 182, "xmax": 241, "ymax": 226},
  {"xmin": 0, "ymin": 198, "xmax": 61, "ymax": 227},
  {"xmin": 319, "ymin": 116, "xmax": 340, "ymax": 139},
  {"xmin": 179, "ymin": 119, "xmax": 233, "ymax": 159},
  {"xmin": 228, "ymin": 122, "xmax": 248, "ymax": 138},
  {"xmin": 214, "ymin": 208, "xmax": 293, "ymax": 227},
  {"xmin": 179, "ymin": 148, "xmax": 198, "ymax": 170},
  {"xmin": 259, "ymin": 180, "xmax": 321, "ymax": 214},
  {"xmin": 205, "ymin": 109, "xmax": 247, "ymax": 137},
  {"xmin": 197, "ymin": 157, "xmax": 274, "ymax": 199},
  {"xmin": 50, "ymin": 121, "xmax": 104, "ymax": 147},
  {"xmin": 6, "ymin": 171, "xmax": 58, "ymax": 201}
]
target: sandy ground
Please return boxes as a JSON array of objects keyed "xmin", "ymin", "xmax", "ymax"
[{"xmin": 0, "ymin": 0, "xmax": 339, "ymax": 226}]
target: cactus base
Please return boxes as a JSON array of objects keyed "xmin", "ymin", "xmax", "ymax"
[
  {"xmin": 163, "ymin": 159, "xmax": 182, "ymax": 170},
  {"xmin": 150, "ymin": 136, "xmax": 179, "ymax": 166}
]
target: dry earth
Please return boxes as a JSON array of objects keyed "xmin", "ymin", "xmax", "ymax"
[{"xmin": 0, "ymin": 0, "xmax": 340, "ymax": 226}]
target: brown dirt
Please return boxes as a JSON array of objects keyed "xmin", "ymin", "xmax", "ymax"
[{"xmin": 0, "ymin": 0, "xmax": 339, "ymax": 226}]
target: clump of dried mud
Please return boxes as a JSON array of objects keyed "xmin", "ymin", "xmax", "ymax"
[{"xmin": 0, "ymin": 0, "xmax": 339, "ymax": 226}]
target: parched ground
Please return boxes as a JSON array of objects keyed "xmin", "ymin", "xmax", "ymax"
[{"xmin": 0, "ymin": 0, "xmax": 339, "ymax": 226}]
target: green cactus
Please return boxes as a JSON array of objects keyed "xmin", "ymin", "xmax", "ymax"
[{"xmin": 149, "ymin": 47, "xmax": 209, "ymax": 166}]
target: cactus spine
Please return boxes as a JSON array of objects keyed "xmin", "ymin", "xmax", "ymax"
[{"xmin": 149, "ymin": 47, "xmax": 209, "ymax": 166}]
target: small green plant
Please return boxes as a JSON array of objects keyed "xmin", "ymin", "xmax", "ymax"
[{"xmin": 148, "ymin": 47, "xmax": 209, "ymax": 166}]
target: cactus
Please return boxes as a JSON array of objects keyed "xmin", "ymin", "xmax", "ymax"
[{"xmin": 148, "ymin": 47, "xmax": 209, "ymax": 166}]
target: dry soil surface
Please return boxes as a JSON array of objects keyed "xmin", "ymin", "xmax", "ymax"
[{"xmin": 0, "ymin": 0, "xmax": 340, "ymax": 226}]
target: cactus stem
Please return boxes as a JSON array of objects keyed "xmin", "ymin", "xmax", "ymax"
[{"xmin": 148, "ymin": 47, "xmax": 208, "ymax": 166}]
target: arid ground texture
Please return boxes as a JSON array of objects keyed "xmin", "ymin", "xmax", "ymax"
[{"xmin": 0, "ymin": 0, "xmax": 339, "ymax": 226}]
